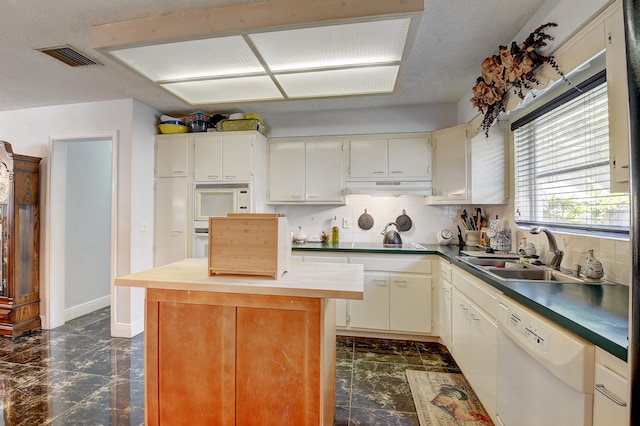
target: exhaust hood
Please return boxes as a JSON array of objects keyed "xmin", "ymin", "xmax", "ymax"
[{"xmin": 346, "ymin": 181, "xmax": 432, "ymax": 196}]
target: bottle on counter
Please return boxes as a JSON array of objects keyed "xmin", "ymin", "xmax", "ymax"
[{"xmin": 331, "ymin": 217, "xmax": 339, "ymax": 244}]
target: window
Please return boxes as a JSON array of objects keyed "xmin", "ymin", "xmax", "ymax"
[{"xmin": 512, "ymin": 70, "xmax": 630, "ymax": 235}]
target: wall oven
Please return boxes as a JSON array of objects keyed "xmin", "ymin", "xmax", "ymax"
[{"xmin": 193, "ymin": 184, "xmax": 251, "ymax": 258}]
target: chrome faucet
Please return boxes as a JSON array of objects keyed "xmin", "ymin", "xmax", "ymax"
[{"xmin": 529, "ymin": 227, "xmax": 563, "ymax": 270}]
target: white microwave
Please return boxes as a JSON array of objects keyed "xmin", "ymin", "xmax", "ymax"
[{"xmin": 194, "ymin": 184, "xmax": 250, "ymax": 228}]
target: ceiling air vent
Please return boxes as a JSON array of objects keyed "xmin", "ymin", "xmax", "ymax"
[{"xmin": 37, "ymin": 45, "xmax": 100, "ymax": 67}]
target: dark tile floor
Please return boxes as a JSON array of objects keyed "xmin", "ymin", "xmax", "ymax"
[
  {"xmin": 334, "ymin": 335, "xmax": 461, "ymax": 425},
  {"xmin": 0, "ymin": 309, "xmax": 461, "ymax": 425}
]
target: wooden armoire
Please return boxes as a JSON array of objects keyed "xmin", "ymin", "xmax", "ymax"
[{"xmin": 0, "ymin": 141, "xmax": 41, "ymax": 337}]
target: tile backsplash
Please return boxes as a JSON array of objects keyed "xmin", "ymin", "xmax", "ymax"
[
  {"xmin": 515, "ymin": 229, "xmax": 631, "ymax": 286},
  {"xmin": 274, "ymin": 196, "xmax": 632, "ymax": 286},
  {"xmin": 273, "ymin": 195, "xmax": 508, "ymax": 246}
]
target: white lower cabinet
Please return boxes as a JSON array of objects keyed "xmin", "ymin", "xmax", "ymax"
[
  {"xmin": 450, "ymin": 266, "xmax": 500, "ymax": 423},
  {"xmin": 593, "ymin": 347, "xmax": 628, "ymax": 426},
  {"xmin": 350, "ymin": 273, "xmax": 390, "ymax": 330},
  {"xmin": 439, "ymin": 260, "xmax": 453, "ymax": 349},
  {"xmin": 451, "ymin": 289, "xmax": 471, "ymax": 372},
  {"xmin": 300, "ymin": 252, "xmax": 434, "ymax": 334}
]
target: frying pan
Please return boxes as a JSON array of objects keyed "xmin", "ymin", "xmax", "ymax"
[
  {"xmin": 358, "ymin": 209, "xmax": 374, "ymax": 230},
  {"xmin": 396, "ymin": 209, "xmax": 413, "ymax": 232}
]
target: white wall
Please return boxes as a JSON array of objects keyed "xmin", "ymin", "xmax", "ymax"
[
  {"xmin": 457, "ymin": 0, "xmax": 613, "ymax": 124},
  {"xmin": 267, "ymin": 103, "xmax": 459, "ymax": 137},
  {"xmin": 0, "ymin": 98, "xmax": 159, "ymax": 336},
  {"xmin": 63, "ymin": 139, "xmax": 112, "ymax": 312}
]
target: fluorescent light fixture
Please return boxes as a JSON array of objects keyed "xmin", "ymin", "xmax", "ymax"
[
  {"xmin": 276, "ymin": 66, "xmax": 400, "ymax": 98},
  {"xmin": 110, "ymin": 36, "xmax": 265, "ymax": 81},
  {"xmin": 162, "ymin": 76, "xmax": 284, "ymax": 104},
  {"xmin": 95, "ymin": 1, "xmax": 422, "ymax": 105},
  {"xmin": 248, "ymin": 19, "xmax": 410, "ymax": 72}
]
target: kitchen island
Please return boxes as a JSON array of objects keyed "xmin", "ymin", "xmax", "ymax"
[{"xmin": 115, "ymin": 258, "xmax": 364, "ymax": 426}]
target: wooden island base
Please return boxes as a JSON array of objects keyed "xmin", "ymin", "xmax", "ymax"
[
  {"xmin": 115, "ymin": 259, "xmax": 364, "ymax": 426},
  {"xmin": 146, "ymin": 289, "xmax": 336, "ymax": 425}
]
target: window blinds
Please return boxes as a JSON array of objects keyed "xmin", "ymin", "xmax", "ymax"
[{"xmin": 512, "ymin": 73, "xmax": 630, "ymax": 233}]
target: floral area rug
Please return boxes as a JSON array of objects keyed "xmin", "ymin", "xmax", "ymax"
[{"xmin": 406, "ymin": 370, "xmax": 494, "ymax": 425}]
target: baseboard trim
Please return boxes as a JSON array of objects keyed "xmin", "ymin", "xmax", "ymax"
[
  {"xmin": 64, "ymin": 296, "xmax": 110, "ymax": 322},
  {"xmin": 111, "ymin": 317, "xmax": 144, "ymax": 339},
  {"xmin": 337, "ymin": 328, "xmax": 440, "ymax": 343}
]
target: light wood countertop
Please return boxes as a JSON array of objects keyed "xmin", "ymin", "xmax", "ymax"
[{"xmin": 115, "ymin": 258, "xmax": 364, "ymax": 300}]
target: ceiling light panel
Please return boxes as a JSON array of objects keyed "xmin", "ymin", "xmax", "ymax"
[
  {"xmin": 110, "ymin": 36, "xmax": 265, "ymax": 81},
  {"xmin": 276, "ymin": 66, "xmax": 400, "ymax": 98},
  {"xmin": 161, "ymin": 75, "xmax": 284, "ymax": 104},
  {"xmin": 248, "ymin": 19, "xmax": 410, "ymax": 72}
]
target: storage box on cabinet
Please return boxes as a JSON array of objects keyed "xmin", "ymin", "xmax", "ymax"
[{"xmin": 593, "ymin": 347, "xmax": 628, "ymax": 425}]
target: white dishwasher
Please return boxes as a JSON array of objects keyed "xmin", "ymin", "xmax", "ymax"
[{"xmin": 496, "ymin": 295, "xmax": 595, "ymax": 426}]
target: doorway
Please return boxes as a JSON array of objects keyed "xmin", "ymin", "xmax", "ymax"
[{"xmin": 48, "ymin": 135, "xmax": 117, "ymax": 329}]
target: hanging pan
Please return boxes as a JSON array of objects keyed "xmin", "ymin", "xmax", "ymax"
[
  {"xmin": 396, "ymin": 209, "xmax": 413, "ymax": 232},
  {"xmin": 358, "ymin": 209, "xmax": 374, "ymax": 230}
]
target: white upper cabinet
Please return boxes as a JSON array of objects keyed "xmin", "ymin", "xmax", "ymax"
[
  {"xmin": 268, "ymin": 138, "xmax": 345, "ymax": 204},
  {"xmin": 222, "ymin": 133, "xmax": 254, "ymax": 182},
  {"xmin": 349, "ymin": 138, "xmax": 389, "ymax": 178},
  {"xmin": 305, "ymin": 140, "xmax": 344, "ymax": 202},
  {"xmin": 348, "ymin": 134, "xmax": 431, "ymax": 180},
  {"xmin": 156, "ymin": 135, "xmax": 189, "ymax": 177},
  {"xmin": 388, "ymin": 137, "xmax": 432, "ymax": 178},
  {"xmin": 268, "ymin": 140, "xmax": 306, "ymax": 202},
  {"xmin": 605, "ymin": 1, "xmax": 630, "ymax": 193},
  {"xmin": 193, "ymin": 133, "xmax": 254, "ymax": 182},
  {"xmin": 428, "ymin": 122, "xmax": 506, "ymax": 205},
  {"xmin": 430, "ymin": 124, "xmax": 468, "ymax": 202},
  {"xmin": 193, "ymin": 135, "xmax": 222, "ymax": 181}
]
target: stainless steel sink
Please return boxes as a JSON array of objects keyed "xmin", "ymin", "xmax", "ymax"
[{"xmin": 457, "ymin": 256, "xmax": 584, "ymax": 283}]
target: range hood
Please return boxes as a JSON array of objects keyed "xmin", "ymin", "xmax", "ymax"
[{"xmin": 345, "ymin": 181, "xmax": 432, "ymax": 196}]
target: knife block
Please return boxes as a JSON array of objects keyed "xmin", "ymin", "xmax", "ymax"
[{"xmin": 208, "ymin": 213, "xmax": 291, "ymax": 278}]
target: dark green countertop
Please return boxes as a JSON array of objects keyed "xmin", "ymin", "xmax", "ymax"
[{"xmin": 292, "ymin": 242, "xmax": 629, "ymax": 361}]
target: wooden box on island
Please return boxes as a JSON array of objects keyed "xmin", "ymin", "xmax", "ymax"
[{"xmin": 208, "ymin": 213, "xmax": 291, "ymax": 278}]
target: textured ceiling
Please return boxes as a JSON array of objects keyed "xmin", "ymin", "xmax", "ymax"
[{"xmin": 0, "ymin": 0, "xmax": 545, "ymax": 117}]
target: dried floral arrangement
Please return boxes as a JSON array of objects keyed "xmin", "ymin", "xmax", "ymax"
[{"xmin": 470, "ymin": 23, "xmax": 568, "ymax": 136}]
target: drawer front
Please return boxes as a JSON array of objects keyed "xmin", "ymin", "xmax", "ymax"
[
  {"xmin": 440, "ymin": 260, "xmax": 452, "ymax": 283},
  {"xmin": 593, "ymin": 363, "xmax": 628, "ymax": 425},
  {"xmin": 350, "ymin": 256, "xmax": 432, "ymax": 274},
  {"xmin": 452, "ymin": 268, "xmax": 499, "ymax": 318}
]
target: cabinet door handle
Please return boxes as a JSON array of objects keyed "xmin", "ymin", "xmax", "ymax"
[
  {"xmin": 307, "ymin": 195, "xmax": 319, "ymax": 199},
  {"xmin": 449, "ymin": 192, "xmax": 463, "ymax": 197},
  {"xmin": 594, "ymin": 384, "xmax": 627, "ymax": 406},
  {"xmin": 208, "ymin": 175, "xmax": 219, "ymax": 179},
  {"xmin": 469, "ymin": 313, "xmax": 480, "ymax": 321},
  {"xmin": 173, "ymin": 170, "xmax": 184, "ymax": 175},
  {"xmin": 394, "ymin": 280, "xmax": 408, "ymax": 287},
  {"xmin": 225, "ymin": 175, "xmax": 236, "ymax": 180},
  {"xmin": 373, "ymin": 171, "xmax": 385, "ymax": 174},
  {"xmin": 290, "ymin": 195, "xmax": 302, "ymax": 200},
  {"xmin": 390, "ymin": 171, "xmax": 403, "ymax": 174},
  {"xmin": 373, "ymin": 279, "xmax": 387, "ymax": 286},
  {"xmin": 458, "ymin": 304, "xmax": 468, "ymax": 311},
  {"xmin": 441, "ymin": 287, "xmax": 449, "ymax": 293}
]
